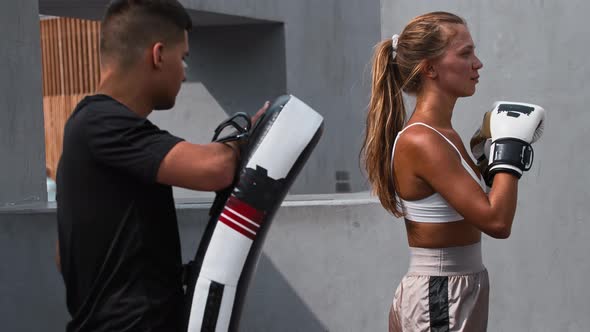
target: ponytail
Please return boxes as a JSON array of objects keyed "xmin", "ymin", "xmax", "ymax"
[{"xmin": 361, "ymin": 39, "xmax": 406, "ymax": 217}]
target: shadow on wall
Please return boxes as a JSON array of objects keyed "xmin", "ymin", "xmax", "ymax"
[
  {"xmin": 240, "ymin": 255, "xmax": 328, "ymax": 332},
  {"xmin": 185, "ymin": 23, "xmax": 287, "ymax": 116},
  {"xmin": 177, "ymin": 210, "xmax": 328, "ymax": 332}
]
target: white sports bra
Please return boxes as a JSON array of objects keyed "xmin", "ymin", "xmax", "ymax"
[{"xmin": 391, "ymin": 122, "xmax": 487, "ymax": 223}]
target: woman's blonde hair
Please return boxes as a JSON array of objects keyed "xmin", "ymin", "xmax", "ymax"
[{"xmin": 361, "ymin": 11, "xmax": 466, "ymax": 216}]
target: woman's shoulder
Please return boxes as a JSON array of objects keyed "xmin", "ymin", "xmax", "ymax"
[
  {"xmin": 397, "ymin": 122, "xmax": 446, "ymax": 147},
  {"xmin": 395, "ymin": 123, "xmax": 459, "ymax": 162}
]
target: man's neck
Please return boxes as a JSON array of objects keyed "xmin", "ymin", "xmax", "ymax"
[{"xmin": 96, "ymin": 66, "xmax": 153, "ymax": 118}]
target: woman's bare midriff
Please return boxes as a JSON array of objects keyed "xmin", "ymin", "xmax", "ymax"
[{"xmin": 405, "ymin": 219, "xmax": 481, "ymax": 248}]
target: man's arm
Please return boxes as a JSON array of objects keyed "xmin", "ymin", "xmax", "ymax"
[
  {"xmin": 157, "ymin": 101, "xmax": 269, "ymax": 192},
  {"xmin": 156, "ymin": 141, "xmax": 239, "ymax": 191}
]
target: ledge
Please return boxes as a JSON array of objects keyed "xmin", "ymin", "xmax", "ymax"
[
  {"xmin": 0, "ymin": 201, "xmax": 57, "ymax": 215},
  {"xmin": 0, "ymin": 192, "xmax": 379, "ymax": 215}
]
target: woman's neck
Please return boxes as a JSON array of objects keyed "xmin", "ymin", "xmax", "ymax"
[{"xmin": 413, "ymin": 88, "xmax": 457, "ymax": 129}]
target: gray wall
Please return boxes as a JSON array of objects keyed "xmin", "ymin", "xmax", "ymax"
[
  {"xmin": 38, "ymin": 0, "xmax": 381, "ymax": 195},
  {"xmin": 165, "ymin": 0, "xmax": 382, "ymax": 195},
  {"xmin": 0, "ymin": 0, "xmax": 47, "ymax": 206},
  {"xmin": 4, "ymin": 193, "xmax": 590, "ymax": 331},
  {"xmin": 0, "ymin": 199, "xmax": 402, "ymax": 332},
  {"xmin": 382, "ymin": 1, "xmax": 590, "ymax": 331}
]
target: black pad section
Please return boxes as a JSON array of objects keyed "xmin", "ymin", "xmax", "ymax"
[{"xmin": 201, "ymin": 281, "xmax": 225, "ymax": 332}]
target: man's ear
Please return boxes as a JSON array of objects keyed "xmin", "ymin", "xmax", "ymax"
[{"xmin": 151, "ymin": 42, "xmax": 164, "ymax": 69}]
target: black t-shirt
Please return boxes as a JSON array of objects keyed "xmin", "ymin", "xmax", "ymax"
[{"xmin": 57, "ymin": 95, "xmax": 185, "ymax": 332}]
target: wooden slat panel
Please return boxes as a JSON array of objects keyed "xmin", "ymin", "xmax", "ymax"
[
  {"xmin": 40, "ymin": 21, "xmax": 47, "ymax": 96},
  {"xmin": 50, "ymin": 19, "xmax": 58, "ymax": 95},
  {"xmin": 75, "ymin": 19, "xmax": 82, "ymax": 94},
  {"xmin": 46, "ymin": 20, "xmax": 55, "ymax": 96},
  {"xmin": 71, "ymin": 18, "xmax": 79, "ymax": 94},
  {"xmin": 80, "ymin": 19, "xmax": 88, "ymax": 93},
  {"xmin": 56, "ymin": 19, "xmax": 66, "ymax": 96},
  {"xmin": 41, "ymin": 18, "xmax": 100, "ymax": 95},
  {"xmin": 44, "ymin": 20, "xmax": 50, "ymax": 95},
  {"xmin": 39, "ymin": 18, "xmax": 101, "ymax": 178},
  {"xmin": 90, "ymin": 21, "xmax": 99, "ymax": 91},
  {"xmin": 65, "ymin": 18, "xmax": 73, "ymax": 95}
]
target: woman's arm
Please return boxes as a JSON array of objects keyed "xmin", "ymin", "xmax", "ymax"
[{"xmin": 404, "ymin": 128, "xmax": 518, "ymax": 238}]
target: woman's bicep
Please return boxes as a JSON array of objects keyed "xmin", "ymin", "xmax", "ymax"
[
  {"xmin": 416, "ymin": 141, "xmax": 491, "ymax": 220},
  {"xmin": 413, "ymin": 138, "xmax": 516, "ymax": 238},
  {"xmin": 420, "ymin": 154, "xmax": 491, "ymax": 222}
]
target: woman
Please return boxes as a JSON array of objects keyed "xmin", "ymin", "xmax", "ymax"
[{"xmin": 362, "ymin": 12, "xmax": 542, "ymax": 331}]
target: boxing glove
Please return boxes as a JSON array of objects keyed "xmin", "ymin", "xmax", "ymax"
[
  {"xmin": 470, "ymin": 111, "xmax": 492, "ymax": 171},
  {"xmin": 472, "ymin": 101, "xmax": 545, "ymax": 185}
]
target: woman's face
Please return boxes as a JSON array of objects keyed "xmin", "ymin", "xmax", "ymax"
[{"xmin": 431, "ymin": 24, "xmax": 483, "ymax": 97}]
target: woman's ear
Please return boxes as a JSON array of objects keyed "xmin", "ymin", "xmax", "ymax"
[{"xmin": 423, "ymin": 61, "xmax": 437, "ymax": 79}]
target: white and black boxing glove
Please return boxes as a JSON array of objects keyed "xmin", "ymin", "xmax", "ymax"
[
  {"xmin": 483, "ymin": 101, "xmax": 545, "ymax": 185},
  {"xmin": 470, "ymin": 111, "xmax": 492, "ymax": 174}
]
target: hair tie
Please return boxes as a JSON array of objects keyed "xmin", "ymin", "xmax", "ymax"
[{"xmin": 391, "ymin": 34, "xmax": 399, "ymax": 58}]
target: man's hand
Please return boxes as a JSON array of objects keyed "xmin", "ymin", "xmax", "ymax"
[
  {"xmin": 252, "ymin": 101, "xmax": 270, "ymax": 124},
  {"xmin": 225, "ymin": 101, "xmax": 270, "ymax": 158}
]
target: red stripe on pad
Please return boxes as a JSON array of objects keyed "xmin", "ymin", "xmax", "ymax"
[
  {"xmin": 222, "ymin": 209, "xmax": 259, "ymax": 232},
  {"xmin": 226, "ymin": 196, "xmax": 265, "ymax": 223}
]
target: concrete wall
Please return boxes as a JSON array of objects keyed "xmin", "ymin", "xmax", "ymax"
[
  {"xmin": 4, "ymin": 190, "xmax": 590, "ymax": 331},
  {"xmin": 382, "ymin": 1, "xmax": 590, "ymax": 331},
  {"xmin": 38, "ymin": 0, "xmax": 381, "ymax": 195},
  {"xmin": 166, "ymin": 0, "xmax": 381, "ymax": 195},
  {"xmin": 0, "ymin": 0, "xmax": 47, "ymax": 206},
  {"xmin": 0, "ymin": 199, "xmax": 402, "ymax": 332}
]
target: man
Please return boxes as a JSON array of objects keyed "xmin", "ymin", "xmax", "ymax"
[{"xmin": 56, "ymin": 1, "xmax": 267, "ymax": 331}]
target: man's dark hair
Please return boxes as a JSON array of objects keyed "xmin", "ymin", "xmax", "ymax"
[{"xmin": 100, "ymin": 0, "xmax": 193, "ymax": 66}]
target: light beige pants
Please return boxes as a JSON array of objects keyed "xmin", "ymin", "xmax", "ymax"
[{"xmin": 389, "ymin": 242, "xmax": 489, "ymax": 332}]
